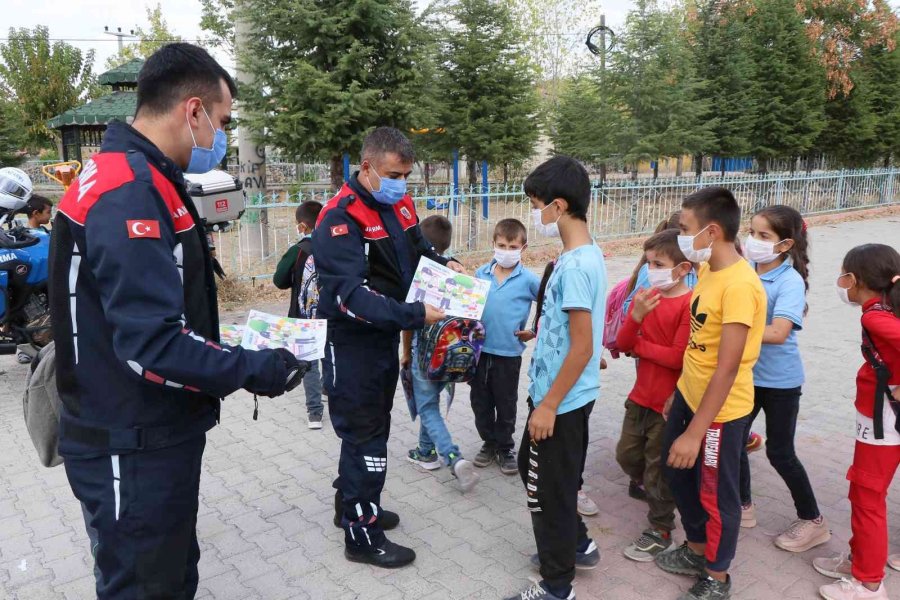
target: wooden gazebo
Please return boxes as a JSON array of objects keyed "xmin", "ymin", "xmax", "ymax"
[{"xmin": 47, "ymin": 59, "xmax": 143, "ymax": 164}]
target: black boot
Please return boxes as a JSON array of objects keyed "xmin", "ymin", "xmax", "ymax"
[
  {"xmin": 345, "ymin": 538, "xmax": 416, "ymax": 569},
  {"xmin": 333, "ymin": 490, "xmax": 400, "ymax": 530}
]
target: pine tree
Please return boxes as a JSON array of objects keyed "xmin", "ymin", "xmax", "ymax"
[
  {"xmin": 239, "ymin": 0, "xmax": 427, "ymax": 189},
  {"xmin": 438, "ymin": 0, "xmax": 540, "ymax": 185},
  {"xmin": 745, "ymin": 0, "xmax": 826, "ymax": 173},
  {"xmin": 690, "ymin": 0, "xmax": 757, "ymax": 174},
  {"xmin": 861, "ymin": 30, "xmax": 900, "ymax": 167},
  {"xmin": 815, "ymin": 74, "xmax": 878, "ymax": 168},
  {"xmin": 552, "ymin": 74, "xmax": 632, "ymax": 168}
]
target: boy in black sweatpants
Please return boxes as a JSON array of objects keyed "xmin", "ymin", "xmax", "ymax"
[{"xmin": 504, "ymin": 156, "xmax": 607, "ymax": 600}]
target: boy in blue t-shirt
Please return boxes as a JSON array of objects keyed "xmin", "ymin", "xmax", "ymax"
[
  {"xmin": 471, "ymin": 218, "xmax": 540, "ymax": 474},
  {"xmin": 505, "ymin": 156, "xmax": 607, "ymax": 600}
]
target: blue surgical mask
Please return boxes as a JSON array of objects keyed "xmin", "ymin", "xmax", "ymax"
[
  {"xmin": 186, "ymin": 106, "xmax": 227, "ymax": 174},
  {"xmin": 366, "ymin": 167, "xmax": 407, "ymax": 205}
]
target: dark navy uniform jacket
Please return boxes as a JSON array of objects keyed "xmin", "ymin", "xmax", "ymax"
[
  {"xmin": 313, "ymin": 173, "xmax": 450, "ymax": 334},
  {"xmin": 49, "ymin": 123, "xmax": 288, "ymax": 458}
]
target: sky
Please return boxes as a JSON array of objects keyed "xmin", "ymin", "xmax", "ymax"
[{"xmin": 0, "ymin": 0, "xmax": 639, "ymax": 74}]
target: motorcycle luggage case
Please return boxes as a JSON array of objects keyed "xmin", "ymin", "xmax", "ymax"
[{"xmin": 183, "ymin": 170, "xmax": 244, "ymax": 226}]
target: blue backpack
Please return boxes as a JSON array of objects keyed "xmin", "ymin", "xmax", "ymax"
[{"xmin": 417, "ymin": 317, "xmax": 485, "ymax": 383}]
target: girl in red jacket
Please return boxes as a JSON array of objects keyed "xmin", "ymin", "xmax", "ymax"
[{"xmin": 816, "ymin": 243, "xmax": 900, "ymax": 600}]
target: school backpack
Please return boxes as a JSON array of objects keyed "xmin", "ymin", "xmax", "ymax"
[
  {"xmin": 298, "ymin": 254, "xmax": 319, "ymax": 319},
  {"xmin": 861, "ymin": 303, "xmax": 899, "ymax": 440},
  {"xmin": 603, "ymin": 277, "xmax": 631, "ymax": 359},
  {"xmin": 22, "ymin": 341, "xmax": 63, "ymax": 467},
  {"xmin": 417, "ymin": 317, "xmax": 485, "ymax": 383}
]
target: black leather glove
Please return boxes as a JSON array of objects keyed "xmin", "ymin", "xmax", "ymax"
[{"xmin": 272, "ymin": 348, "xmax": 310, "ymax": 393}]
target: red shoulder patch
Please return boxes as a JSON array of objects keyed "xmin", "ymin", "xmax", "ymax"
[
  {"xmin": 57, "ymin": 153, "xmax": 135, "ymax": 225},
  {"xmin": 316, "ymin": 184, "xmax": 355, "ymax": 227},
  {"xmin": 330, "ymin": 224, "xmax": 348, "ymax": 237}
]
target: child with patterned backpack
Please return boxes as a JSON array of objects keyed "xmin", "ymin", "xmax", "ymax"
[{"xmin": 403, "ymin": 215, "xmax": 481, "ymax": 492}]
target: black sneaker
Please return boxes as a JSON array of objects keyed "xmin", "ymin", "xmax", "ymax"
[
  {"xmin": 333, "ymin": 491, "xmax": 399, "ymax": 530},
  {"xmin": 344, "ymin": 538, "xmax": 416, "ymax": 569},
  {"xmin": 629, "ymin": 480, "xmax": 648, "ymax": 502},
  {"xmin": 531, "ymin": 539, "xmax": 600, "ymax": 570},
  {"xmin": 503, "ymin": 581, "xmax": 575, "ymax": 600},
  {"xmin": 497, "ymin": 449, "xmax": 518, "ymax": 475},
  {"xmin": 655, "ymin": 542, "xmax": 706, "ymax": 577},
  {"xmin": 474, "ymin": 444, "xmax": 495, "ymax": 468},
  {"xmin": 679, "ymin": 575, "xmax": 731, "ymax": 600}
]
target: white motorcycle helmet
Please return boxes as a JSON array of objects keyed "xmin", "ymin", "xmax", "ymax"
[{"xmin": 0, "ymin": 167, "xmax": 33, "ymax": 212}]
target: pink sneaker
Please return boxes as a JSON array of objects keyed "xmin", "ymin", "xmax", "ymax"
[
  {"xmin": 741, "ymin": 503, "xmax": 757, "ymax": 528},
  {"xmin": 888, "ymin": 554, "xmax": 900, "ymax": 572},
  {"xmin": 819, "ymin": 578, "xmax": 888, "ymax": 600},
  {"xmin": 775, "ymin": 517, "xmax": 831, "ymax": 552}
]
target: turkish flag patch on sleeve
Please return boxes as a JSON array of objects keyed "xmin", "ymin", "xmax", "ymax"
[
  {"xmin": 127, "ymin": 220, "xmax": 161, "ymax": 239},
  {"xmin": 330, "ymin": 224, "xmax": 349, "ymax": 237}
]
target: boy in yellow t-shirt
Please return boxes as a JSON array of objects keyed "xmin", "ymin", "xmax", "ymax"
[{"xmin": 654, "ymin": 187, "xmax": 766, "ymax": 600}]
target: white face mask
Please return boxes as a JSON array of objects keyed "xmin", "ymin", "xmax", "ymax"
[
  {"xmin": 494, "ymin": 247, "xmax": 522, "ymax": 268},
  {"xmin": 677, "ymin": 225, "xmax": 712, "ymax": 263},
  {"xmin": 836, "ymin": 274, "xmax": 859, "ymax": 306},
  {"xmin": 647, "ymin": 265, "xmax": 684, "ymax": 291},
  {"xmin": 745, "ymin": 235, "xmax": 788, "ymax": 264},
  {"xmin": 532, "ymin": 201, "xmax": 561, "ymax": 238}
]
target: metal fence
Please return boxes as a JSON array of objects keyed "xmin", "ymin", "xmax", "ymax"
[{"xmin": 212, "ymin": 168, "xmax": 899, "ymax": 279}]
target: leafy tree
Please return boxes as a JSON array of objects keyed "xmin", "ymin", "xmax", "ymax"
[
  {"xmin": 437, "ymin": 0, "xmax": 540, "ymax": 184},
  {"xmin": 239, "ymin": 0, "xmax": 427, "ymax": 189},
  {"xmin": 199, "ymin": 0, "xmax": 235, "ymax": 58},
  {"xmin": 0, "ymin": 26, "xmax": 97, "ymax": 150},
  {"xmin": 745, "ymin": 0, "xmax": 826, "ymax": 173},
  {"xmin": 105, "ymin": 4, "xmax": 183, "ymax": 69},
  {"xmin": 0, "ymin": 95, "xmax": 27, "ymax": 166}
]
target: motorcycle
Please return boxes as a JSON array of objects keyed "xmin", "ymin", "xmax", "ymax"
[{"xmin": 0, "ymin": 209, "xmax": 51, "ymax": 357}]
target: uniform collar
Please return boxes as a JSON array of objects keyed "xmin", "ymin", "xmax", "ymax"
[
  {"xmin": 755, "ymin": 257, "xmax": 794, "ymax": 282},
  {"xmin": 347, "ymin": 171, "xmax": 384, "ymax": 210},
  {"xmin": 101, "ymin": 121, "xmax": 186, "ymax": 187}
]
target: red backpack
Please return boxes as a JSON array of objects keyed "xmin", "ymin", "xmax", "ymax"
[{"xmin": 603, "ymin": 277, "xmax": 631, "ymax": 358}]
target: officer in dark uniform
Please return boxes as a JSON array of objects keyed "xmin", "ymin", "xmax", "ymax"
[
  {"xmin": 48, "ymin": 44, "xmax": 304, "ymax": 598},
  {"xmin": 314, "ymin": 127, "xmax": 463, "ymax": 567}
]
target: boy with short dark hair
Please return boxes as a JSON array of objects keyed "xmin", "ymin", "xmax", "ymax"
[
  {"xmin": 506, "ymin": 156, "xmax": 606, "ymax": 600},
  {"xmin": 402, "ymin": 214, "xmax": 480, "ymax": 492},
  {"xmin": 25, "ymin": 195, "xmax": 53, "ymax": 231},
  {"xmin": 471, "ymin": 218, "xmax": 539, "ymax": 474},
  {"xmin": 655, "ymin": 187, "xmax": 767, "ymax": 600},
  {"xmin": 274, "ymin": 200, "xmax": 325, "ymax": 428},
  {"xmin": 616, "ymin": 228, "xmax": 692, "ymax": 562}
]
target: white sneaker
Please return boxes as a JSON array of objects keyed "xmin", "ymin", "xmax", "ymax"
[
  {"xmin": 577, "ymin": 490, "xmax": 599, "ymax": 517},
  {"xmin": 775, "ymin": 517, "xmax": 831, "ymax": 552},
  {"xmin": 814, "ymin": 553, "xmax": 853, "ymax": 579},
  {"xmin": 819, "ymin": 578, "xmax": 888, "ymax": 600},
  {"xmin": 451, "ymin": 457, "xmax": 480, "ymax": 493},
  {"xmin": 741, "ymin": 503, "xmax": 757, "ymax": 528},
  {"xmin": 888, "ymin": 554, "xmax": 900, "ymax": 572},
  {"xmin": 308, "ymin": 417, "xmax": 323, "ymax": 430}
]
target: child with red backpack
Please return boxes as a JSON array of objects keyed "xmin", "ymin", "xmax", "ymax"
[
  {"xmin": 813, "ymin": 244, "xmax": 900, "ymax": 600},
  {"xmin": 402, "ymin": 215, "xmax": 481, "ymax": 492}
]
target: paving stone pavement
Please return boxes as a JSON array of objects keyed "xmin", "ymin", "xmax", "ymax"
[{"xmin": 1, "ymin": 214, "xmax": 899, "ymax": 600}]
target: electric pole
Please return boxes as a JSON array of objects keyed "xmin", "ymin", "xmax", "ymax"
[{"xmin": 103, "ymin": 26, "xmax": 135, "ymax": 54}]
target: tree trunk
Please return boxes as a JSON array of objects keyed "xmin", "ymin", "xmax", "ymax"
[
  {"xmin": 695, "ymin": 153, "xmax": 703, "ymax": 178},
  {"xmin": 503, "ymin": 163, "xmax": 509, "ymax": 184},
  {"xmin": 653, "ymin": 161, "xmax": 659, "ymax": 180},
  {"xmin": 630, "ymin": 165, "xmax": 638, "ymax": 181},
  {"xmin": 467, "ymin": 160, "xmax": 478, "ymax": 186},
  {"xmin": 675, "ymin": 156, "xmax": 683, "ymax": 178},
  {"xmin": 758, "ymin": 157, "xmax": 768, "ymax": 175},
  {"xmin": 424, "ymin": 162, "xmax": 431, "ymax": 188},
  {"xmin": 330, "ymin": 155, "xmax": 343, "ymax": 191},
  {"xmin": 599, "ymin": 162, "xmax": 607, "ymax": 182},
  {"xmin": 884, "ymin": 155, "xmax": 891, "ymax": 169}
]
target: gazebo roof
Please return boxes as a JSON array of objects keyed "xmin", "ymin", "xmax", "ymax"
[
  {"xmin": 47, "ymin": 91, "xmax": 136, "ymax": 129},
  {"xmin": 98, "ymin": 58, "xmax": 144, "ymax": 86}
]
